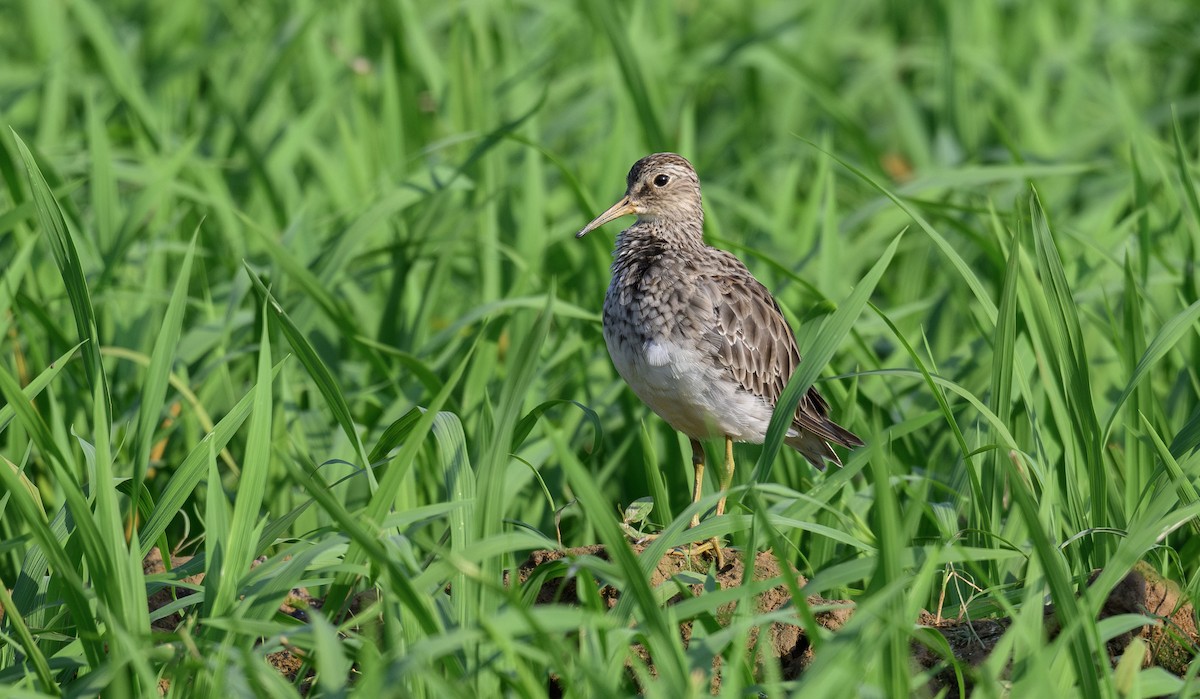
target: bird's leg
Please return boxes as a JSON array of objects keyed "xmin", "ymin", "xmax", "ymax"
[
  {"xmin": 696, "ymin": 438, "xmax": 727, "ymax": 568},
  {"xmin": 715, "ymin": 436, "xmax": 735, "ymax": 516},
  {"xmin": 689, "ymin": 438, "xmax": 705, "ymax": 528}
]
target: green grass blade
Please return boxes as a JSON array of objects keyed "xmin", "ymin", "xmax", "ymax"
[
  {"xmin": 1170, "ymin": 406, "xmax": 1200, "ymax": 460},
  {"xmin": 1030, "ymin": 189, "xmax": 1106, "ymax": 540},
  {"xmin": 206, "ymin": 306, "xmax": 275, "ymax": 620},
  {"xmin": 201, "ymin": 424, "xmax": 231, "ymax": 622},
  {"xmin": 1172, "ymin": 107, "xmax": 1200, "ymax": 236},
  {"xmin": 0, "ymin": 238, "xmax": 36, "ymax": 340},
  {"xmin": 11, "ymin": 130, "xmax": 111, "ymax": 417},
  {"xmin": 131, "ymin": 230, "xmax": 199, "ymax": 530},
  {"xmin": 246, "ymin": 264, "xmax": 374, "ymax": 488},
  {"xmin": 0, "ymin": 517, "xmax": 57, "ymax": 694},
  {"xmin": 1102, "ymin": 297, "xmax": 1200, "ymax": 443},
  {"xmin": 989, "ymin": 227, "xmax": 1021, "ymax": 533},
  {"xmin": 0, "ymin": 344, "xmax": 82, "ymax": 436},
  {"xmin": 86, "ymin": 365, "xmax": 151, "ymax": 692},
  {"xmin": 434, "ymin": 410, "xmax": 474, "ymax": 616},
  {"xmin": 749, "ymin": 231, "xmax": 902, "ymax": 485}
]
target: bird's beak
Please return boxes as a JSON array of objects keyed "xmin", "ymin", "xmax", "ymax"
[{"xmin": 576, "ymin": 195, "xmax": 636, "ymax": 239}]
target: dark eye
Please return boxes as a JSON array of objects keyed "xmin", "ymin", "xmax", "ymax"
[{"xmin": 653, "ymin": 174, "xmax": 670, "ymax": 187}]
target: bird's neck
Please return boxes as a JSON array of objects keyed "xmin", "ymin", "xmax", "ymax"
[{"xmin": 614, "ymin": 219, "xmax": 705, "ymax": 257}]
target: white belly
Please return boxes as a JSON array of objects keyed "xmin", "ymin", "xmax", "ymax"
[{"xmin": 604, "ymin": 333, "xmax": 777, "ymax": 443}]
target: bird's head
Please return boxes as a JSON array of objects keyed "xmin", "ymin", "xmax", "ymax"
[{"xmin": 576, "ymin": 153, "xmax": 702, "ymax": 238}]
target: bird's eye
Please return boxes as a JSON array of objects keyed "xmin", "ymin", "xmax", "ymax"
[{"xmin": 653, "ymin": 174, "xmax": 670, "ymax": 187}]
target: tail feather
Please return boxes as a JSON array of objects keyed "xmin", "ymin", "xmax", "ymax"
[
  {"xmin": 827, "ymin": 421, "xmax": 864, "ymax": 448},
  {"xmin": 786, "ymin": 421, "xmax": 863, "ymax": 470}
]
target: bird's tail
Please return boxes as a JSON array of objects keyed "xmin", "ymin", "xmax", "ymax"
[{"xmin": 787, "ymin": 421, "xmax": 863, "ymax": 470}]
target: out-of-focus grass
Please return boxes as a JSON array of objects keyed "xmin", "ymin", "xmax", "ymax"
[{"xmin": 1, "ymin": 0, "xmax": 1199, "ymax": 695}]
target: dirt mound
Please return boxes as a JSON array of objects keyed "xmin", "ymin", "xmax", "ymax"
[
  {"xmin": 518, "ymin": 543, "xmax": 852, "ymax": 683},
  {"xmin": 517, "ymin": 546, "xmax": 1199, "ymax": 694}
]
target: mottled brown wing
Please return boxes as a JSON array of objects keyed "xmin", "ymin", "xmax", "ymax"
[{"xmin": 698, "ymin": 250, "xmax": 851, "ymax": 445}]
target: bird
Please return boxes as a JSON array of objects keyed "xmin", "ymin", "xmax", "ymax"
[{"xmin": 576, "ymin": 152, "xmax": 863, "ymax": 531}]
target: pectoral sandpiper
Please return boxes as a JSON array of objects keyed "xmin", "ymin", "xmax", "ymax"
[{"xmin": 577, "ymin": 152, "xmax": 862, "ymax": 533}]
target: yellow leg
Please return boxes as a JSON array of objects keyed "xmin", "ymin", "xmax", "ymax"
[
  {"xmin": 691, "ymin": 444, "xmax": 724, "ymax": 569},
  {"xmin": 716, "ymin": 436, "xmax": 735, "ymax": 516},
  {"xmin": 689, "ymin": 438, "xmax": 704, "ymax": 528}
]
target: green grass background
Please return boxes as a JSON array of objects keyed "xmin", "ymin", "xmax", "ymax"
[{"xmin": 2, "ymin": 0, "xmax": 1200, "ymax": 696}]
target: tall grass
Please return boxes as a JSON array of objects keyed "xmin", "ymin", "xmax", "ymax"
[{"xmin": 1, "ymin": 0, "xmax": 1199, "ymax": 695}]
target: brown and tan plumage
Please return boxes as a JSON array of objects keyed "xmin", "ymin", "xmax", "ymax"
[
  {"xmin": 703, "ymin": 249, "xmax": 862, "ymax": 466},
  {"xmin": 577, "ymin": 152, "xmax": 862, "ymax": 529}
]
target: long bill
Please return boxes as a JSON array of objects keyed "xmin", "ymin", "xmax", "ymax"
[{"xmin": 575, "ymin": 195, "xmax": 636, "ymax": 238}]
